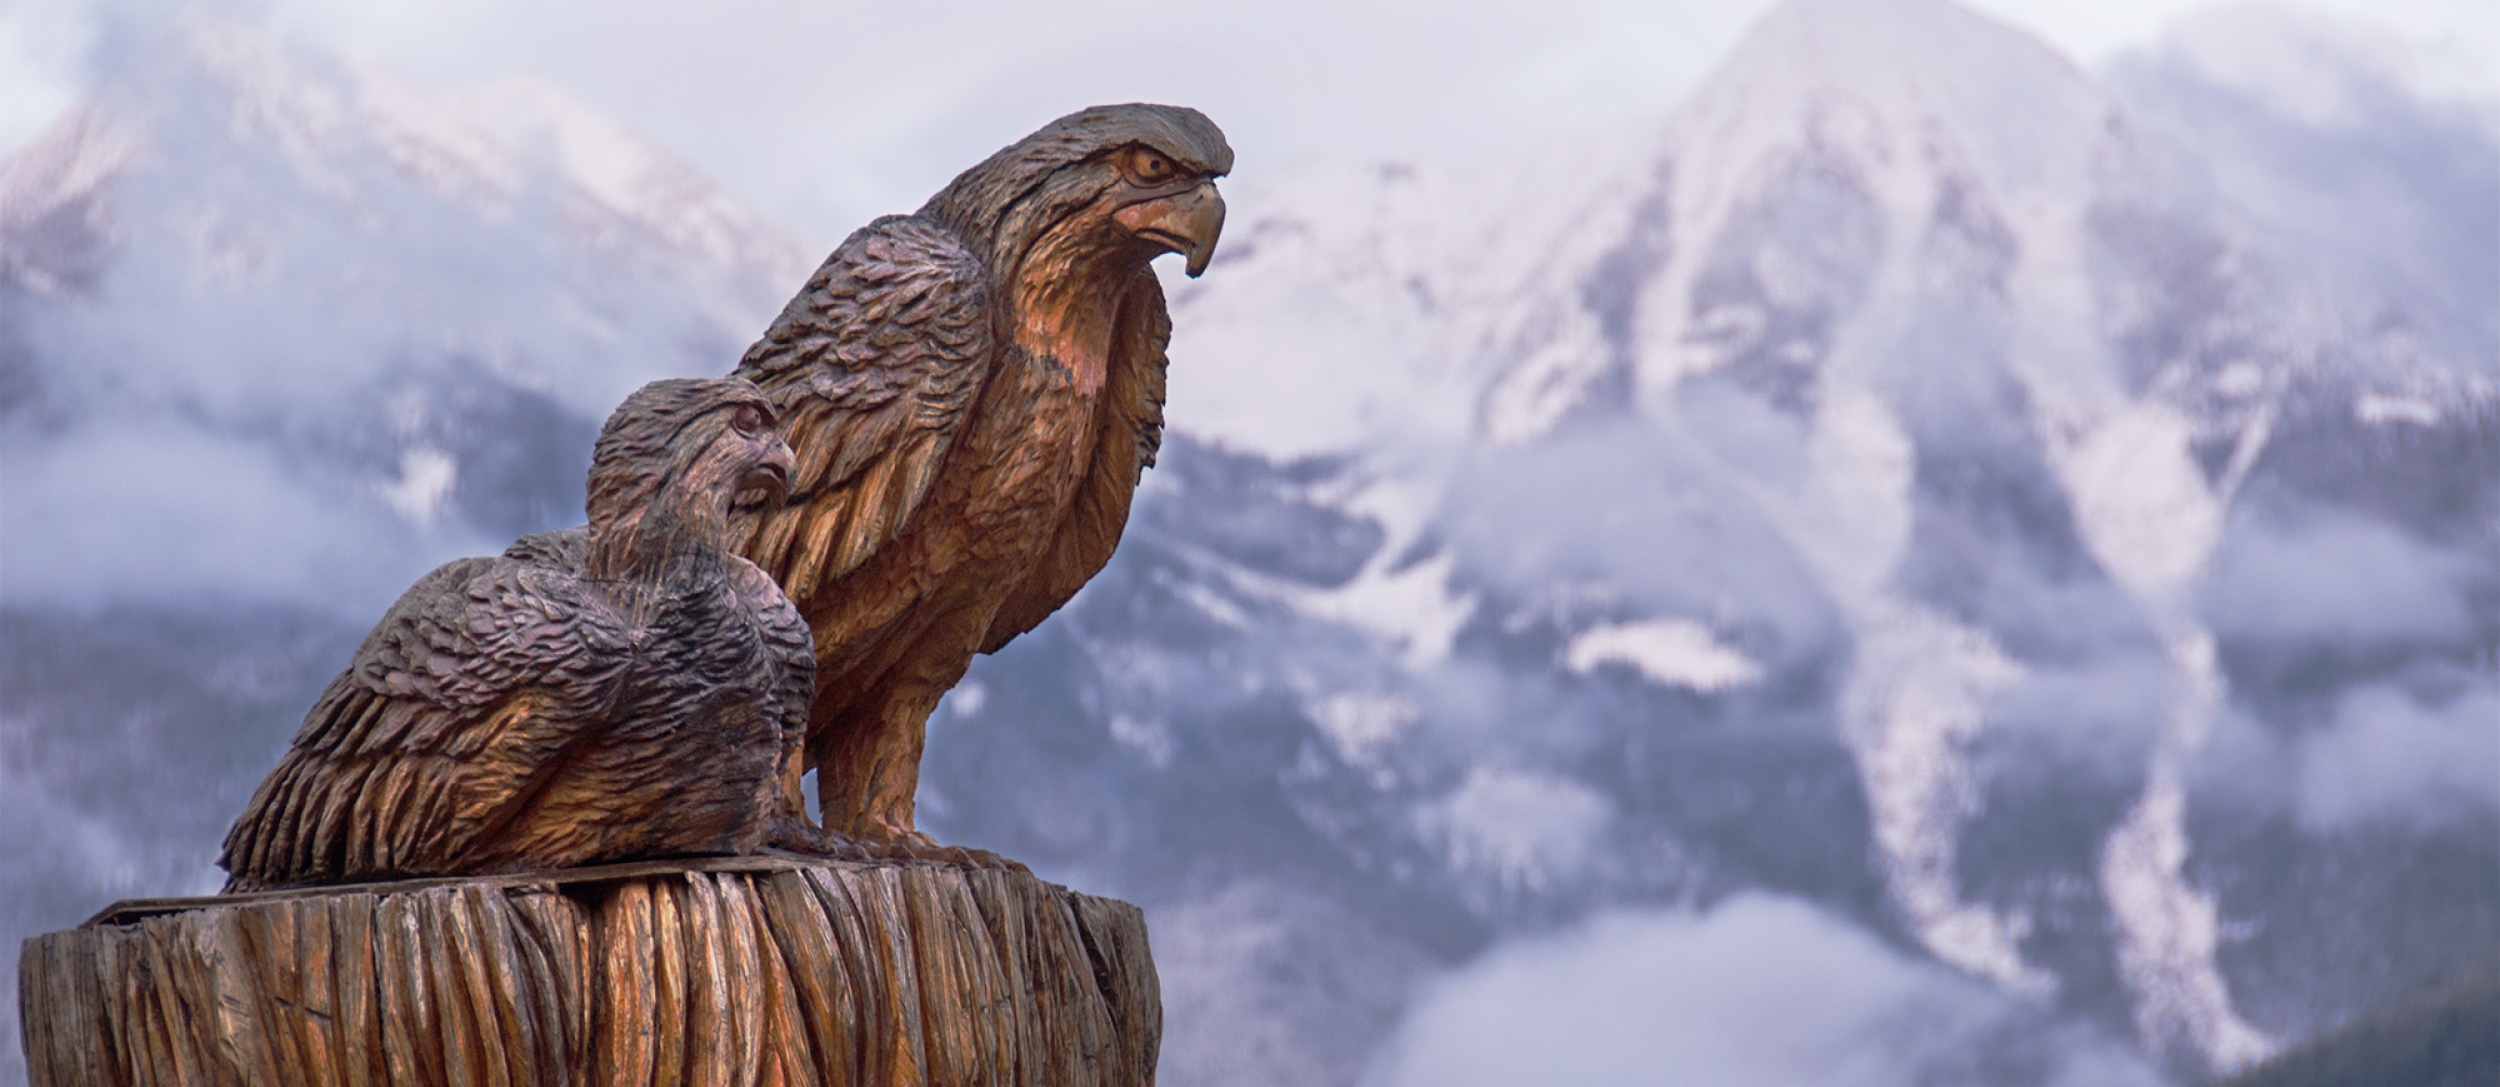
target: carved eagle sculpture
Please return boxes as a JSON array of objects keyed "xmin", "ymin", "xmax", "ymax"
[
  {"xmin": 729, "ymin": 104, "xmax": 1229, "ymax": 863},
  {"xmin": 220, "ymin": 377, "xmax": 845, "ymax": 892}
]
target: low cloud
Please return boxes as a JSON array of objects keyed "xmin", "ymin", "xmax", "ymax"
[
  {"xmin": 0, "ymin": 419, "xmax": 484, "ymax": 613},
  {"xmin": 2193, "ymin": 675, "xmax": 2500, "ymax": 833},
  {"xmin": 1365, "ymin": 894, "xmax": 2164, "ymax": 1087},
  {"xmin": 2298, "ymin": 681, "xmax": 2500, "ymax": 830},
  {"xmin": 2202, "ymin": 505, "xmax": 2474, "ymax": 647},
  {"xmin": 1415, "ymin": 766, "xmax": 1611, "ymax": 896},
  {"xmin": 2, "ymin": 13, "xmax": 780, "ymax": 615}
]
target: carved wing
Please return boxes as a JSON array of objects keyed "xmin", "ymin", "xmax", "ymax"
[
  {"xmin": 218, "ymin": 557, "xmax": 631, "ymax": 889},
  {"xmin": 730, "ymin": 557, "xmax": 816, "ymax": 805},
  {"xmin": 732, "ymin": 215, "xmax": 993, "ymax": 607},
  {"xmin": 980, "ymin": 268, "xmax": 1170, "ymax": 652}
]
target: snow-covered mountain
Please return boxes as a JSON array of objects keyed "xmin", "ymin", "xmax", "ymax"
[
  {"xmin": 0, "ymin": 12, "xmax": 808, "ymax": 1079},
  {"xmin": 0, "ymin": 10, "xmax": 807, "ymax": 610},
  {"xmin": 958, "ymin": 0, "xmax": 2496, "ymax": 1079},
  {"xmin": 4, "ymin": 1, "xmax": 2494, "ymax": 1085}
]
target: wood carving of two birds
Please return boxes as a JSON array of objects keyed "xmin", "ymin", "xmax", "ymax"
[{"xmin": 220, "ymin": 104, "xmax": 1229, "ymax": 890}]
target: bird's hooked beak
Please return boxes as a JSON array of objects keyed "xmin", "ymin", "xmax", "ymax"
[
  {"xmin": 1113, "ymin": 179, "xmax": 1226, "ymax": 277},
  {"xmin": 742, "ymin": 438, "xmax": 795, "ymax": 508}
]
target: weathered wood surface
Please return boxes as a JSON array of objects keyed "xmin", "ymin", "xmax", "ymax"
[
  {"xmin": 724, "ymin": 104, "xmax": 1229, "ymax": 851},
  {"xmin": 218, "ymin": 378, "xmax": 830, "ymax": 895},
  {"xmin": 18, "ymin": 855, "xmax": 1160, "ymax": 1086}
]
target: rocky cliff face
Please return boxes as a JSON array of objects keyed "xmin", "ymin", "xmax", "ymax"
[
  {"xmin": 4, "ymin": 2, "xmax": 2493, "ymax": 1085},
  {"xmin": 939, "ymin": 0, "xmax": 2496, "ymax": 1079}
]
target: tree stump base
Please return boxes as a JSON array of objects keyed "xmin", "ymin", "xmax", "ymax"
[{"xmin": 17, "ymin": 855, "xmax": 1159, "ymax": 1086}]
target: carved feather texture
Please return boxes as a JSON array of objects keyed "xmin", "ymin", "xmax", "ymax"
[
  {"xmin": 707, "ymin": 104, "xmax": 1228, "ymax": 844},
  {"xmin": 220, "ymin": 557, "xmax": 634, "ymax": 887},
  {"xmin": 981, "ymin": 269, "xmax": 1172, "ymax": 652},
  {"xmin": 731, "ymin": 216, "xmax": 993, "ymax": 606},
  {"xmin": 221, "ymin": 380, "xmax": 817, "ymax": 892},
  {"xmin": 220, "ymin": 549, "xmax": 816, "ymax": 891}
]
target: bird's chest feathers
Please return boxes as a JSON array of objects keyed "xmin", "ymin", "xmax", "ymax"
[
  {"xmin": 962, "ymin": 270, "xmax": 1125, "ymax": 502},
  {"xmin": 1008, "ymin": 263, "xmax": 1122, "ymax": 395}
]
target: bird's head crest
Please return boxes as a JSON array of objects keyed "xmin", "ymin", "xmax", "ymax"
[
  {"xmin": 919, "ymin": 103, "xmax": 1231, "ymax": 273},
  {"xmin": 587, "ymin": 377, "xmax": 789, "ymax": 550}
]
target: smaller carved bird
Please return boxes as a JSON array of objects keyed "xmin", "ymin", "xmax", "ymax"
[{"xmin": 220, "ymin": 377, "xmax": 844, "ymax": 892}]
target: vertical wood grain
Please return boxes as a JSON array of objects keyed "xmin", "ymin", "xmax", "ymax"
[{"xmin": 17, "ymin": 859, "xmax": 1161, "ymax": 1087}]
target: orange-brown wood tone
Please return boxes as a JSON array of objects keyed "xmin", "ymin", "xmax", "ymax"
[
  {"xmin": 724, "ymin": 104, "xmax": 1231, "ymax": 861},
  {"xmin": 216, "ymin": 379, "xmax": 848, "ymax": 893},
  {"xmin": 19, "ymin": 856, "xmax": 1161, "ymax": 1087}
]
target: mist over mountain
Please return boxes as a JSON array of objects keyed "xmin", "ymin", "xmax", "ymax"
[
  {"xmin": 0, "ymin": 10, "xmax": 806, "ymax": 612},
  {"xmin": 3, "ymin": 1, "xmax": 2493, "ymax": 1085}
]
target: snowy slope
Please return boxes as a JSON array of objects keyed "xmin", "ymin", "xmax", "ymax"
[
  {"xmin": 3, "ymin": 2, "xmax": 2494, "ymax": 1086},
  {"xmin": 1135, "ymin": 0, "xmax": 2494, "ymax": 1076},
  {"xmin": 0, "ymin": 11, "xmax": 806, "ymax": 612}
]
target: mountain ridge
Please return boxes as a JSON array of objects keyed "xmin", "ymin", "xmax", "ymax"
[{"xmin": 3, "ymin": 2, "xmax": 2494, "ymax": 1084}]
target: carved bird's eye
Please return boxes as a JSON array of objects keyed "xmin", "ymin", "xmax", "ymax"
[
  {"xmin": 1123, "ymin": 147, "xmax": 1179, "ymax": 187},
  {"xmin": 732, "ymin": 404, "xmax": 769, "ymax": 435}
]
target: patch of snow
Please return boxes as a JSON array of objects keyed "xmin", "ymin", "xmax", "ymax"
[
  {"xmin": 1478, "ymin": 308, "xmax": 1614, "ymax": 445},
  {"xmin": 1841, "ymin": 605, "xmax": 2049, "ymax": 994},
  {"xmin": 1163, "ymin": 136, "xmax": 1662, "ymax": 457},
  {"xmin": 450, "ymin": 77, "xmax": 804, "ymax": 277},
  {"xmin": 2101, "ymin": 766, "xmax": 2275, "ymax": 1073},
  {"xmin": 1801, "ymin": 384, "xmax": 1918, "ymax": 597},
  {"xmin": 0, "ymin": 105, "xmax": 138, "ymax": 244},
  {"xmin": 347, "ymin": 60, "xmax": 521, "ymax": 208},
  {"xmin": 378, "ymin": 446, "xmax": 456, "ymax": 526},
  {"xmin": 2100, "ymin": 630, "xmax": 2275, "ymax": 1073},
  {"xmin": 2214, "ymin": 401, "xmax": 2275, "ymax": 506},
  {"xmin": 1561, "ymin": 618, "xmax": 1763, "ymax": 693},
  {"xmin": 1260, "ymin": 550, "xmax": 1478, "ymax": 671},
  {"xmin": 2354, "ymin": 391, "xmax": 2441, "ymax": 426},
  {"xmin": 2050, "ymin": 401, "xmax": 2222, "ymax": 602}
]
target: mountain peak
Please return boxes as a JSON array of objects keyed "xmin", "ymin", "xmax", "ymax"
[
  {"xmin": 1674, "ymin": 0, "xmax": 2121, "ymax": 202},
  {"xmin": 7, "ymin": 12, "xmax": 805, "ymax": 292}
]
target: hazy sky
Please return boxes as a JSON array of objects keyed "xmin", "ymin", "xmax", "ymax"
[{"xmin": 4, "ymin": 0, "xmax": 2495, "ymax": 247}]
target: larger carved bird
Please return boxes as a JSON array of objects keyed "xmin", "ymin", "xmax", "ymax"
[
  {"xmin": 728, "ymin": 104, "xmax": 1230, "ymax": 860},
  {"xmin": 220, "ymin": 377, "xmax": 832, "ymax": 892}
]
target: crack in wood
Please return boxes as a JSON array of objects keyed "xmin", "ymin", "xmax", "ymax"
[{"xmin": 23, "ymin": 857, "xmax": 1159, "ymax": 1087}]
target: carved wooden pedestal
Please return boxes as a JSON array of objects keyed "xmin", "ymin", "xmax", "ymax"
[{"xmin": 18, "ymin": 856, "xmax": 1160, "ymax": 1086}]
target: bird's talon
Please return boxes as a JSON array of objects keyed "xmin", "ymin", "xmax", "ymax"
[
  {"xmin": 767, "ymin": 815, "xmax": 874, "ymax": 861},
  {"xmin": 859, "ymin": 833, "xmax": 1029, "ymax": 873}
]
